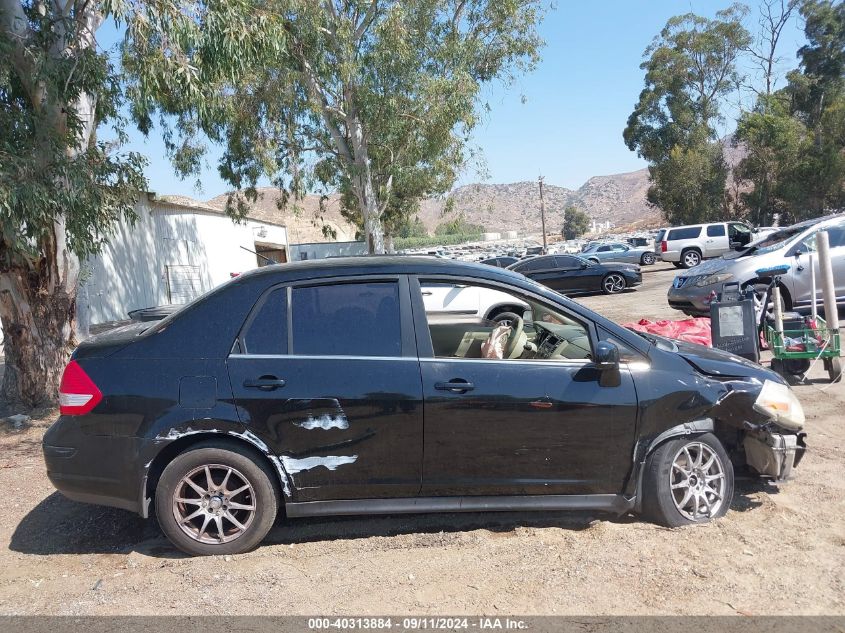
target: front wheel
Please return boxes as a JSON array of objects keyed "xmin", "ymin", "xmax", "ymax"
[
  {"xmin": 602, "ymin": 273, "xmax": 627, "ymax": 294},
  {"xmin": 155, "ymin": 442, "xmax": 279, "ymax": 556},
  {"xmin": 641, "ymin": 432, "xmax": 734, "ymax": 527}
]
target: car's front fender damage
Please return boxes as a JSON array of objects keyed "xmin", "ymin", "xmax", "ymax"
[{"xmin": 627, "ymin": 370, "xmax": 806, "ymax": 512}]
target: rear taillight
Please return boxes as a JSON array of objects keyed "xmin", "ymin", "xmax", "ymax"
[
  {"xmin": 660, "ymin": 240, "xmax": 668, "ymax": 253},
  {"xmin": 59, "ymin": 360, "xmax": 103, "ymax": 415}
]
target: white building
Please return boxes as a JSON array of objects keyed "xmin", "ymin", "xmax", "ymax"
[{"xmin": 80, "ymin": 193, "xmax": 289, "ymax": 326}]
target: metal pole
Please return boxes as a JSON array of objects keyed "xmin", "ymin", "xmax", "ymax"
[
  {"xmin": 539, "ymin": 176, "xmax": 547, "ymax": 254},
  {"xmin": 817, "ymin": 230, "xmax": 840, "ymax": 335},
  {"xmin": 810, "ymin": 252, "xmax": 817, "ymax": 322}
]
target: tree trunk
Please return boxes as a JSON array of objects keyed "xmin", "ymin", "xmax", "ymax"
[{"xmin": 0, "ymin": 267, "xmax": 76, "ymax": 407}]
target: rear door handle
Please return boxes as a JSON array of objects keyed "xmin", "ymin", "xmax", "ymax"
[
  {"xmin": 243, "ymin": 377, "xmax": 287, "ymax": 391},
  {"xmin": 435, "ymin": 380, "xmax": 475, "ymax": 393}
]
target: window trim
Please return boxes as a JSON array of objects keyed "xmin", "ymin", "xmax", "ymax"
[{"xmin": 410, "ymin": 273, "xmax": 598, "ymax": 362}]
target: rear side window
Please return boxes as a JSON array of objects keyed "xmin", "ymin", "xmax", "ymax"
[
  {"xmin": 242, "ymin": 288, "xmax": 287, "ymax": 354},
  {"xmin": 668, "ymin": 226, "xmax": 702, "ymax": 240},
  {"xmin": 555, "ymin": 255, "xmax": 581, "ymax": 268},
  {"xmin": 707, "ymin": 225, "xmax": 726, "ymax": 237},
  {"xmin": 292, "ymin": 282, "xmax": 401, "ymax": 357},
  {"xmin": 512, "ymin": 258, "xmax": 546, "ymax": 272}
]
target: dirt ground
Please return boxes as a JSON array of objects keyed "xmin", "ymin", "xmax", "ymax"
[{"xmin": 0, "ymin": 262, "xmax": 843, "ymax": 616}]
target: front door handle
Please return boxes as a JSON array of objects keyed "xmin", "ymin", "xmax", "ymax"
[
  {"xmin": 435, "ymin": 380, "xmax": 475, "ymax": 393},
  {"xmin": 243, "ymin": 377, "xmax": 287, "ymax": 391}
]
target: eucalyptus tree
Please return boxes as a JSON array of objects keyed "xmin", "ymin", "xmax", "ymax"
[
  {"xmin": 0, "ymin": 0, "xmax": 145, "ymax": 406},
  {"xmin": 623, "ymin": 5, "xmax": 750, "ymax": 224},
  {"xmin": 123, "ymin": 0, "xmax": 545, "ymax": 253}
]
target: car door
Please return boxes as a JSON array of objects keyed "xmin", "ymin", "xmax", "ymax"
[
  {"xmin": 704, "ymin": 224, "xmax": 728, "ymax": 257},
  {"xmin": 410, "ymin": 276, "xmax": 639, "ymax": 496},
  {"xmin": 549, "ymin": 255, "xmax": 598, "ymax": 293},
  {"xmin": 608, "ymin": 244, "xmax": 632, "ymax": 263},
  {"xmin": 788, "ymin": 221, "xmax": 845, "ymax": 309},
  {"xmin": 227, "ymin": 276, "xmax": 424, "ymax": 502}
]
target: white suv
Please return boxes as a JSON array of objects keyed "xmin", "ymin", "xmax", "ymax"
[{"xmin": 659, "ymin": 221, "xmax": 755, "ymax": 268}]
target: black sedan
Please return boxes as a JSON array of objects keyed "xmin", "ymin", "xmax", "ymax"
[
  {"xmin": 508, "ymin": 254, "xmax": 642, "ymax": 295},
  {"xmin": 45, "ymin": 256, "xmax": 806, "ymax": 555}
]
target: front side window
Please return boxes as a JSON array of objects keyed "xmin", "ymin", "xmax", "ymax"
[
  {"xmin": 292, "ymin": 282, "xmax": 401, "ymax": 357},
  {"xmin": 419, "ymin": 280, "xmax": 591, "ymax": 362}
]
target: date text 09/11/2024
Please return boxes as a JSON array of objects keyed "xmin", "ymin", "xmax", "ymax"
[{"xmin": 307, "ymin": 617, "xmax": 529, "ymax": 630}]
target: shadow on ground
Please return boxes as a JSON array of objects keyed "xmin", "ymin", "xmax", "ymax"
[{"xmin": 10, "ymin": 491, "xmax": 640, "ymax": 558}]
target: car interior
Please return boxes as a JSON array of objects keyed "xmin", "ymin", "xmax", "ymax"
[{"xmin": 421, "ymin": 282, "xmax": 592, "ymax": 362}]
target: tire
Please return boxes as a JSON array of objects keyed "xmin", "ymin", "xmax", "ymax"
[
  {"xmin": 672, "ymin": 262, "xmax": 684, "ymax": 269},
  {"xmin": 641, "ymin": 432, "xmax": 734, "ymax": 528},
  {"xmin": 680, "ymin": 249, "xmax": 702, "ymax": 269},
  {"xmin": 641, "ymin": 252, "xmax": 656, "ymax": 265},
  {"xmin": 826, "ymin": 357, "xmax": 842, "ymax": 383},
  {"xmin": 602, "ymin": 273, "xmax": 627, "ymax": 295},
  {"xmin": 155, "ymin": 442, "xmax": 279, "ymax": 556},
  {"xmin": 491, "ymin": 311, "xmax": 523, "ymax": 328}
]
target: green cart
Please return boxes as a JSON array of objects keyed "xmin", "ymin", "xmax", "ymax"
[{"xmin": 766, "ymin": 316, "xmax": 841, "ymax": 383}]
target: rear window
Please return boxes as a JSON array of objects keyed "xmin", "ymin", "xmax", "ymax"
[
  {"xmin": 242, "ymin": 288, "xmax": 287, "ymax": 354},
  {"xmin": 291, "ymin": 282, "xmax": 402, "ymax": 357},
  {"xmin": 668, "ymin": 226, "xmax": 702, "ymax": 240},
  {"xmin": 706, "ymin": 225, "xmax": 726, "ymax": 237}
]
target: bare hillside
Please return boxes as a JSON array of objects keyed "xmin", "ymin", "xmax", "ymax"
[{"xmin": 206, "ymin": 167, "xmax": 660, "ymax": 242}]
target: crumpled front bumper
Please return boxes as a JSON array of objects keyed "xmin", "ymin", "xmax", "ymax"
[{"xmin": 743, "ymin": 429, "xmax": 807, "ymax": 480}]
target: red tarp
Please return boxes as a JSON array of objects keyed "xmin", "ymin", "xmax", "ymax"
[{"xmin": 623, "ymin": 317, "xmax": 712, "ymax": 347}]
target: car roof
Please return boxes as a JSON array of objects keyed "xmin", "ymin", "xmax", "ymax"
[{"xmin": 234, "ymin": 255, "xmax": 528, "ymax": 283}]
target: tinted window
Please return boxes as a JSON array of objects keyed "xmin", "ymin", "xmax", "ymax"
[
  {"xmin": 242, "ymin": 288, "xmax": 287, "ymax": 354},
  {"xmin": 511, "ymin": 257, "xmax": 549, "ymax": 272},
  {"xmin": 707, "ymin": 225, "xmax": 726, "ymax": 237},
  {"xmin": 825, "ymin": 223, "xmax": 845, "ymax": 247},
  {"xmin": 668, "ymin": 226, "xmax": 702, "ymax": 240},
  {"xmin": 292, "ymin": 282, "xmax": 401, "ymax": 357},
  {"xmin": 597, "ymin": 245, "xmax": 611, "ymax": 252},
  {"xmin": 555, "ymin": 255, "xmax": 581, "ymax": 268}
]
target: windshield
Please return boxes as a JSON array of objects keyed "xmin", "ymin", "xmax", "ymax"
[{"xmin": 740, "ymin": 226, "xmax": 806, "ymax": 256}]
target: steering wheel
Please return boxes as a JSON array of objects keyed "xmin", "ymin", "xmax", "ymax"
[{"xmin": 503, "ymin": 314, "xmax": 525, "ymax": 359}]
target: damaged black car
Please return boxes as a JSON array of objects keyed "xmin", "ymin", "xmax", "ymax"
[{"xmin": 43, "ymin": 257, "xmax": 807, "ymax": 555}]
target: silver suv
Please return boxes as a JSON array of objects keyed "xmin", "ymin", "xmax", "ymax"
[
  {"xmin": 659, "ymin": 222, "xmax": 756, "ymax": 268},
  {"xmin": 667, "ymin": 214, "xmax": 845, "ymax": 316}
]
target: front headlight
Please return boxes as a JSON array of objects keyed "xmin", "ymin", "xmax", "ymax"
[
  {"xmin": 753, "ymin": 379, "xmax": 805, "ymax": 430},
  {"xmin": 695, "ymin": 272, "xmax": 734, "ymax": 287}
]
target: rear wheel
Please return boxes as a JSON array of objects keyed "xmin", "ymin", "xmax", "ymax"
[
  {"xmin": 155, "ymin": 442, "xmax": 279, "ymax": 556},
  {"xmin": 680, "ymin": 249, "xmax": 702, "ymax": 269},
  {"xmin": 641, "ymin": 252, "xmax": 656, "ymax": 265},
  {"xmin": 641, "ymin": 433, "xmax": 733, "ymax": 527},
  {"xmin": 825, "ymin": 357, "xmax": 842, "ymax": 383},
  {"xmin": 672, "ymin": 262, "xmax": 684, "ymax": 269},
  {"xmin": 602, "ymin": 273, "xmax": 627, "ymax": 294}
]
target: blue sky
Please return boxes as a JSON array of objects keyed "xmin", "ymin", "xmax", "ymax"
[{"xmin": 102, "ymin": 1, "xmax": 808, "ymax": 199}]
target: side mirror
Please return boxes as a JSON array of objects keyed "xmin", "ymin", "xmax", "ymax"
[{"xmin": 594, "ymin": 341, "xmax": 620, "ymax": 371}]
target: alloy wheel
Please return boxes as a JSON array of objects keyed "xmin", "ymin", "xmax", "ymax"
[
  {"xmin": 172, "ymin": 463, "xmax": 257, "ymax": 544},
  {"xmin": 603, "ymin": 274, "xmax": 626, "ymax": 294},
  {"xmin": 669, "ymin": 442, "xmax": 726, "ymax": 520},
  {"xmin": 682, "ymin": 251, "xmax": 701, "ymax": 268},
  {"xmin": 642, "ymin": 253, "xmax": 655, "ymax": 265}
]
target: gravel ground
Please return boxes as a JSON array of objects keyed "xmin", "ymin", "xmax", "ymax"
[{"xmin": 0, "ymin": 262, "xmax": 843, "ymax": 615}]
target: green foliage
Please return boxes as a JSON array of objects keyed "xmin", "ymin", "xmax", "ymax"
[
  {"xmin": 733, "ymin": 1, "xmax": 845, "ymax": 224},
  {"xmin": 394, "ymin": 215, "xmax": 429, "ymax": 239},
  {"xmin": 435, "ymin": 215, "xmax": 485, "ymax": 236},
  {"xmin": 394, "ymin": 232, "xmax": 482, "ymax": 250},
  {"xmin": 122, "ymin": 0, "xmax": 545, "ymax": 252},
  {"xmin": 623, "ymin": 5, "xmax": 749, "ymax": 224},
  {"xmin": 648, "ymin": 141, "xmax": 730, "ymax": 225},
  {"xmin": 562, "ymin": 206, "xmax": 589, "ymax": 240},
  {"xmin": 0, "ymin": 1, "xmax": 147, "ymax": 271}
]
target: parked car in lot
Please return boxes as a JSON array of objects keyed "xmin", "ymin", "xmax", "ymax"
[
  {"xmin": 668, "ymin": 213, "xmax": 845, "ymax": 316},
  {"xmin": 508, "ymin": 254, "xmax": 642, "ymax": 295},
  {"xmin": 660, "ymin": 221, "xmax": 755, "ymax": 268},
  {"xmin": 45, "ymin": 256, "xmax": 806, "ymax": 555},
  {"xmin": 581, "ymin": 241, "xmax": 656, "ymax": 266}
]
